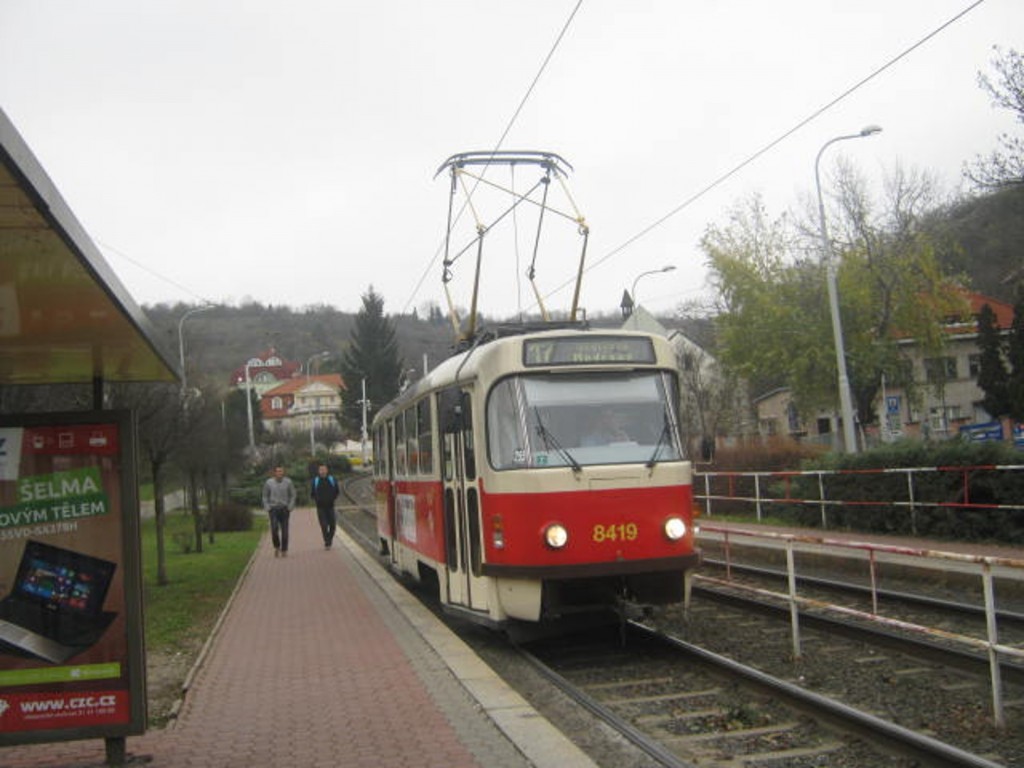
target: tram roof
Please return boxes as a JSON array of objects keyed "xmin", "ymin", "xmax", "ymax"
[
  {"xmin": 375, "ymin": 326, "xmax": 676, "ymax": 423},
  {"xmin": 0, "ymin": 107, "xmax": 177, "ymax": 386}
]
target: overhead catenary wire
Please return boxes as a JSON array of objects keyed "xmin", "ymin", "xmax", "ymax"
[
  {"xmin": 97, "ymin": 239, "xmax": 216, "ymax": 306},
  {"xmin": 537, "ymin": 0, "xmax": 988, "ymax": 310}
]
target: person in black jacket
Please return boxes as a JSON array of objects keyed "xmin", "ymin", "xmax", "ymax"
[{"xmin": 310, "ymin": 463, "xmax": 340, "ymax": 549}]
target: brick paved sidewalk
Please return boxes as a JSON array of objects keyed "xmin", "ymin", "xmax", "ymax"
[{"xmin": 2, "ymin": 508, "xmax": 593, "ymax": 768}]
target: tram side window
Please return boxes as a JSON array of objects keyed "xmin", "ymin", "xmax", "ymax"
[
  {"xmin": 417, "ymin": 399, "xmax": 433, "ymax": 475},
  {"xmin": 377, "ymin": 426, "xmax": 389, "ymax": 478},
  {"xmin": 395, "ymin": 416, "xmax": 407, "ymax": 476},
  {"xmin": 405, "ymin": 408, "xmax": 419, "ymax": 475},
  {"xmin": 372, "ymin": 428, "xmax": 380, "ymax": 477},
  {"xmin": 438, "ymin": 389, "xmax": 459, "ymax": 482},
  {"xmin": 462, "ymin": 392, "xmax": 476, "ymax": 481}
]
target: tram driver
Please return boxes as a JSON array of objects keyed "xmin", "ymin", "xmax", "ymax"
[{"xmin": 580, "ymin": 407, "xmax": 631, "ymax": 446}]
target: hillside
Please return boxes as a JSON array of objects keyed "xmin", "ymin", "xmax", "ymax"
[
  {"xmin": 144, "ymin": 300, "xmax": 677, "ymax": 394},
  {"xmin": 145, "ymin": 184, "xmax": 1024, "ymax": 391},
  {"xmin": 932, "ymin": 184, "xmax": 1024, "ymax": 301},
  {"xmin": 144, "ymin": 302, "xmax": 457, "ymax": 391}
]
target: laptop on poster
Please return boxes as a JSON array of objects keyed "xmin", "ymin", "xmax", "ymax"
[{"xmin": 0, "ymin": 540, "xmax": 117, "ymax": 664}]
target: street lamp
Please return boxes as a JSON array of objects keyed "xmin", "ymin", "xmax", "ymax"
[
  {"xmin": 306, "ymin": 351, "xmax": 331, "ymax": 456},
  {"xmin": 815, "ymin": 124, "xmax": 882, "ymax": 454},
  {"xmin": 359, "ymin": 378, "xmax": 370, "ymax": 467},
  {"xmin": 244, "ymin": 362, "xmax": 256, "ymax": 453},
  {"xmin": 177, "ymin": 304, "xmax": 214, "ymax": 397},
  {"xmin": 630, "ymin": 265, "xmax": 676, "ymax": 307}
]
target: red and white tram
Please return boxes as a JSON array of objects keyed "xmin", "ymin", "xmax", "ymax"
[{"xmin": 371, "ymin": 326, "xmax": 700, "ymax": 627}]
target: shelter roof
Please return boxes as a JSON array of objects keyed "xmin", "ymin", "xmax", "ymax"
[{"xmin": 0, "ymin": 107, "xmax": 176, "ymax": 385}]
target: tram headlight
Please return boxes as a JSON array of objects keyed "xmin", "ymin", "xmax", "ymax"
[
  {"xmin": 663, "ymin": 517, "xmax": 687, "ymax": 541},
  {"xmin": 543, "ymin": 523, "xmax": 568, "ymax": 549}
]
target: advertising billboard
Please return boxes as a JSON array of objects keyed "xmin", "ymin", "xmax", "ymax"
[{"xmin": 0, "ymin": 411, "xmax": 146, "ymax": 745}]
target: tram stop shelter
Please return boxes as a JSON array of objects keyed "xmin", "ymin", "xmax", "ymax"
[
  {"xmin": 0, "ymin": 106, "xmax": 177, "ymax": 392},
  {"xmin": 0, "ymin": 106, "xmax": 177, "ymax": 763}
]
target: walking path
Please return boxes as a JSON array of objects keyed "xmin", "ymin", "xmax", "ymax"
[{"xmin": 2, "ymin": 508, "xmax": 596, "ymax": 768}]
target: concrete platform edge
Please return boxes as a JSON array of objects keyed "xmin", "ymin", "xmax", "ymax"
[{"xmin": 336, "ymin": 527, "xmax": 599, "ymax": 768}]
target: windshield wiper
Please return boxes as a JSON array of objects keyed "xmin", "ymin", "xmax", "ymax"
[
  {"xmin": 533, "ymin": 409, "xmax": 582, "ymax": 473},
  {"xmin": 646, "ymin": 417, "xmax": 671, "ymax": 469}
]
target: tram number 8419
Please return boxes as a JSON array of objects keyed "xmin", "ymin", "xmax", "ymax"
[{"xmin": 591, "ymin": 522, "xmax": 639, "ymax": 543}]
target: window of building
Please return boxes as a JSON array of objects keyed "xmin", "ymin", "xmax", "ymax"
[
  {"xmin": 271, "ymin": 397, "xmax": 282, "ymax": 410},
  {"xmin": 266, "ymin": 356, "xmax": 282, "ymax": 366},
  {"xmin": 924, "ymin": 356, "xmax": 958, "ymax": 383},
  {"xmin": 968, "ymin": 353, "xmax": 982, "ymax": 378},
  {"xmin": 927, "ymin": 405, "xmax": 961, "ymax": 432}
]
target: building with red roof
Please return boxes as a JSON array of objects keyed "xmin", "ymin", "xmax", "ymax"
[
  {"xmin": 756, "ymin": 289, "xmax": 1018, "ymax": 448},
  {"xmin": 229, "ymin": 348, "xmax": 301, "ymax": 396},
  {"xmin": 260, "ymin": 373, "xmax": 345, "ymax": 441}
]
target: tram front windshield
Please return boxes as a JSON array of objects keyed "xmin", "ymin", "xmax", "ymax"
[{"xmin": 487, "ymin": 371, "xmax": 683, "ymax": 469}]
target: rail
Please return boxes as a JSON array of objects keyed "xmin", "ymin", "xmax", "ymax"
[
  {"xmin": 698, "ymin": 523, "xmax": 1024, "ymax": 728},
  {"xmin": 695, "ymin": 464, "xmax": 1024, "ymax": 532}
]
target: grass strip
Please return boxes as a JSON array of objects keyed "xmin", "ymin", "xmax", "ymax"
[{"xmin": 141, "ymin": 511, "xmax": 265, "ymax": 652}]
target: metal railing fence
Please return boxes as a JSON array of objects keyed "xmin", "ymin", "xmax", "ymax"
[
  {"xmin": 698, "ymin": 523, "xmax": 1024, "ymax": 728},
  {"xmin": 695, "ymin": 464, "xmax": 1024, "ymax": 534}
]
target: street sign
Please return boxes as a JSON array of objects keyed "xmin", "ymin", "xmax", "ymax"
[{"xmin": 959, "ymin": 421, "xmax": 1003, "ymax": 442}]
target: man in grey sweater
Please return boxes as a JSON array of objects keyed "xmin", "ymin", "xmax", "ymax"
[{"xmin": 262, "ymin": 465, "xmax": 297, "ymax": 557}]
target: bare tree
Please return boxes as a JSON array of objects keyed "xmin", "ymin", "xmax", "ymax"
[
  {"xmin": 965, "ymin": 46, "xmax": 1024, "ymax": 189},
  {"xmin": 108, "ymin": 382, "xmax": 184, "ymax": 587}
]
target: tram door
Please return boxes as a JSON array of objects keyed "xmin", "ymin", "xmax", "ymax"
[{"xmin": 439, "ymin": 388, "xmax": 489, "ymax": 613}]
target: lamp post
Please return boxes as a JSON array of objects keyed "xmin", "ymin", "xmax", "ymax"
[
  {"xmin": 177, "ymin": 305, "xmax": 214, "ymax": 398},
  {"xmin": 306, "ymin": 351, "xmax": 330, "ymax": 456},
  {"xmin": 244, "ymin": 362, "xmax": 256, "ymax": 453},
  {"xmin": 630, "ymin": 265, "xmax": 676, "ymax": 307},
  {"xmin": 360, "ymin": 378, "xmax": 370, "ymax": 467},
  {"xmin": 815, "ymin": 124, "xmax": 882, "ymax": 454}
]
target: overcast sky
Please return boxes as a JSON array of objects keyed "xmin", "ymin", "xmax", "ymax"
[{"xmin": 1, "ymin": 1, "xmax": 1020, "ymax": 322}]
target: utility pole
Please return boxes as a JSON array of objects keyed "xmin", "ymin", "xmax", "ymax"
[
  {"xmin": 244, "ymin": 362, "xmax": 255, "ymax": 453},
  {"xmin": 360, "ymin": 378, "xmax": 370, "ymax": 467}
]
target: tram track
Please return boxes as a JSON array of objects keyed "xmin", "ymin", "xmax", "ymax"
[
  {"xmin": 520, "ymin": 621, "xmax": 1005, "ymax": 767},
  {"xmin": 339, "ymin": 473, "xmax": 1020, "ymax": 766}
]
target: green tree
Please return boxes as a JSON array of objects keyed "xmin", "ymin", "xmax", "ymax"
[
  {"xmin": 976, "ymin": 291, "xmax": 1024, "ymax": 426},
  {"xmin": 339, "ymin": 287, "xmax": 404, "ymax": 434},
  {"xmin": 965, "ymin": 46, "xmax": 1024, "ymax": 189},
  {"xmin": 1007, "ymin": 290, "xmax": 1024, "ymax": 421},
  {"xmin": 976, "ymin": 303, "xmax": 1009, "ymax": 419},
  {"xmin": 706, "ymin": 166, "xmax": 962, "ymax": 430}
]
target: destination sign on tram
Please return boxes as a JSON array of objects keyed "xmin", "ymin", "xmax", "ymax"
[{"xmin": 523, "ymin": 336, "xmax": 656, "ymax": 366}]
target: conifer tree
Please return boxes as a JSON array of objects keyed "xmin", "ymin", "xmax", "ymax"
[
  {"xmin": 340, "ymin": 287, "xmax": 403, "ymax": 434},
  {"xmin": 1007, "ymin": 290, "xmax": 1024, "ymax": 421},
  {"xmin": 976, "ymin": 303, "xmax": 1009, "ymax": 420}
]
